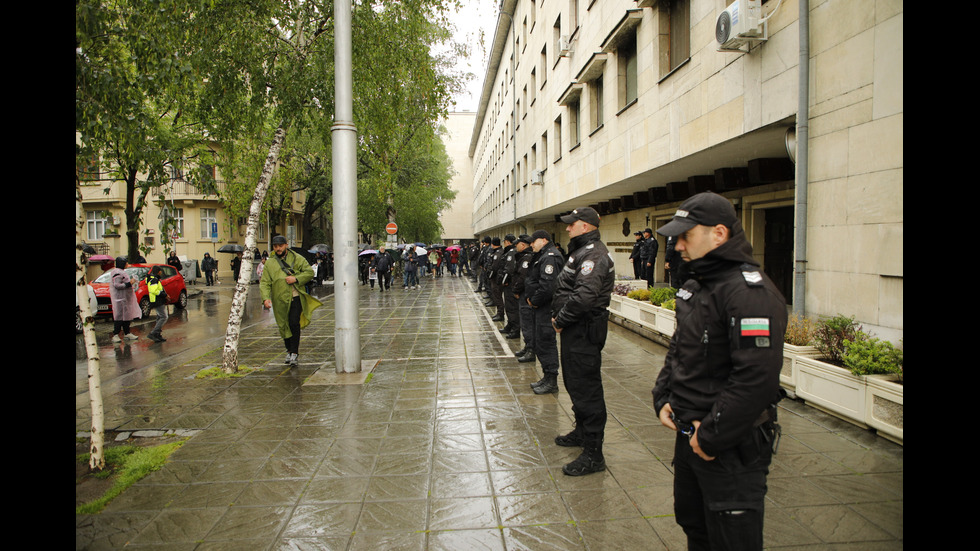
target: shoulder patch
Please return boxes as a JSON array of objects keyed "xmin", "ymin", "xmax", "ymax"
[
  {"xmin": 677, "ymin": 288, "xmax": 693, "ymax": 301},
  {"xmin": 742, "ymin": 270, "xmax": 763, "ymax": 285},
  {"xmin": 522, "ymin": 260, "xmax": 529, "ymax": 269},
  {"xmin": 544, "ymin": 264, "xmax": 554, "ymax": 274},
  {"xmin": 586, "ymin": 243, "xmax": 594, "ymax": 249},
  {"xmin": 581, "ymin": 260, "xmax": 595, "ymax": 274}
]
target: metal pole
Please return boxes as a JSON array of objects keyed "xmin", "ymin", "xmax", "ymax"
[
  {"xmin": 332, "ymin": 0, "xmax": 361, "ymax": 373},
  {"xmin": 793, "ymin": 0, "xmax": 809, "ymax": 317}
]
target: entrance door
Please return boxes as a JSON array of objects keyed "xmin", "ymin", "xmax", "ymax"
[{"xmin": 763, "ymin": 206, "xmax": 793, "ymax": 305}]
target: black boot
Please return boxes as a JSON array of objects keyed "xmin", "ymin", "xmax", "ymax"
[
  {"xmin": 504, "ymin": 329, "xmax": 521, "ymax": 339},
  {"xmin": 491, "ymin": 313, "xmax": 504, "ymax": 322},
  {"xmin": 514, "ymin": 346, "xmax": 528, "ymax": 357},
  {"xmin": 555, "ymin": 428, "xmax": 584, "ymax": 447},
  {"xmin": 562, "ymin": 442, "xmax": 606, "ymax": 476},
  {"xmin": 517, "ymin": 351, "xmax": 536, "ymax": 363},
  {"xmin": 533, "ymin": 374, "xmax": 559, "ymax": 394}
]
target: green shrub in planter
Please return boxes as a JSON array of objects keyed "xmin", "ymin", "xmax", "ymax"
[
  {"xmin": 627, "ymin": 288, "xmax": 651, "ymax": 301},
  {"xmin": 814, "ymin": 315, "xmax": 866, "ymax": 366},
  {"xmin": 648, "ymin": 287, "xmax": 677, "ymax": 306},
  {"xmin": 661, "ymin": 298, "xmax": 676, "ymax": 311},
  {"xmin": 843, "ymin": 337, "xmax": 903, "ymax": 378},
  {"xmin": 785, "ymin": 314, "xmax": 816, "ymax": 346}
]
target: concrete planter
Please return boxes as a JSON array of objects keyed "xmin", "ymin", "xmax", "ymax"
[
  {"xmin": 780, "ymin": 344, "xmax": 820, "ymax": 397},
  {"xmin": 609, "ymin": 295, "xmax": 675, "ymax": 340},
  {"xmin": 795, "ymin": 356, "xmax": 869, "ymax": 428},
  {"xmin": 866, "ymin": 375, "xmax": 903, "ymax": 444}
]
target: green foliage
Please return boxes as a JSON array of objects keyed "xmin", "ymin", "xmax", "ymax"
[
  {"xmin": 813, "ymin": 315, "xmax": 866, "ymax": 366},
  {"xmin": 648, "ymin": 287, "xmax": 677, "ymax": 306},
  {"xmin": 843, "ymin": 338, "xmax": 904, "ymax": 378},
  {"xmin": 661, "ymin": 298, "xmax": 676, "ymax": 311},
  {"xmin": 76, "ymin": 439, "xmax": 186, "ymax": 514},
  {"xmin": 785, "ymin": 314, "xmax": 817, "ymax": 346},
  {"xmin": 627, "ymin": 288, "xmax": 651, "ymax": 301}
]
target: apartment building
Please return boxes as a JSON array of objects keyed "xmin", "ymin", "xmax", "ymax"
[{"xmin": 465, "ymin": 0, "xmax": 902, "ymax": 342}]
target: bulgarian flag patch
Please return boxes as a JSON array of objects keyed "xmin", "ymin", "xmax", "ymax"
[{"xmin": 740, "ymin": 318, "xmax": 771, "ymax": 337}]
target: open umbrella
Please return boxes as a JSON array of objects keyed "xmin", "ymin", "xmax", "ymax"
[
  {"xmin": 217, "ymin": 244, "xmax": 245, "ymax": 253},
  {"xmin": 290, "ymin": 247, "xmax": 315, "ymax": 263},
  {"xmin": 414, "ymin": 247, "xmax": 427, "ymax": 256},
  {"xmin": 446, "ymin": 245, "xmax": 462, "ymax": 252},
  {"xmin": 358, "ymin": 249, "xmax": 379, "ymax": 256},
  {"xmin": 308, "ymin": 244, "xmax": 331, "ymax": 253},
  {"xmin": 87, "ymin": 254, "xmax": 114, "ymax": 263}
]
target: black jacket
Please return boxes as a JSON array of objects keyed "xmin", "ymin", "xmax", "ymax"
[
  {"xmin": 524, "ymin": 242, "xmax": 563, "ymax": 308},
  {"xmin": 551, "ymin": 229, "xmax": 615, "ymax": 329},
  {"xmin": 512, "ymin": 247, "xmax": 534, "ymax": 297},
  {"xmin": 640, "ymin": 236, "xmax": 659, "ymax": 263},
  {"xmin": 501, "ymin": 245, "xmax": 519, "ymax": 286},
  {"xmin": 651, "ymin": 224, "xmax": 787, "ymax": 457},
  {"xmin": 371, "ymin": 251, "xmax": 393, "ymax": 273}
]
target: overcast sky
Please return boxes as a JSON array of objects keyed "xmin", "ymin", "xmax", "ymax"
[{"xmin": 447, "ymin": 0, "xmax": 498, "ymax": 112}]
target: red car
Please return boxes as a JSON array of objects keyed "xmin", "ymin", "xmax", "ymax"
[{"xmin": 90, "ymin": 263, "xmax": 188, "ymax": 318}]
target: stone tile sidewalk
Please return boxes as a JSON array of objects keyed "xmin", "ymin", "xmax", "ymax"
[{"xmin": 76, "ymin": 274, "xmax": 903, "ymax": 550}]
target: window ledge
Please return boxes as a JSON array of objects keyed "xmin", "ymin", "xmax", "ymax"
[
  {"xmin": 658, "ymin": 57, "xmax": 691, "ymax": 85},
  {"xmin": 589, "ymin": 124, "xmax": 604, "ymax": 137},
  {"xmin": 616, "ymin": 98, "xmax": 638, "ymax": 117}
]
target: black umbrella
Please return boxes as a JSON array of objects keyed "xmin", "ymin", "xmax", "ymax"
[
  {"xmin": 217, "ymin": 244, "xmax": 245, "ymax": 253},
  {"xmin": 290, "ymin": 247, "xmax": 315, "ymax": 263},
  {"xmin": 309, "ymin": 244, "xmax": 331, "ymax": 253}
]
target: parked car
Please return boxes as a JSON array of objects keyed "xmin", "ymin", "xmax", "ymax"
[
  {"xmin": 76, "ymin": 284, "xmax": 98, "ymax": 334},
  {"xmin": 89, "ymin": 264, "xmax": 188, "ymax": 319}
]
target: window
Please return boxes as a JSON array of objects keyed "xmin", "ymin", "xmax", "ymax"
[
  {"xmin": 541, "ymin": 132, "xmax": 548, "ymax": 169},
  {"xmin": 618, "ymin": 35, "xmax": 637, "ymax": 109},
  {"xmin": 530, "ymin": 69, "xmax": 537, "ymax": 104},
  {"xmin": 553, "ymin": 16, "xmax": 562, "ymax": 65},
  {"xmin": 200, "ymin": 208, "xmax": 217, "ymax": 239},
  {"xmin": 86, "ymin": 211, "xmax": 108, "ymax": 241},
  {"xmin": 553, "ymin": 116, "xmax": 562, "ymax": 162},
  {"xmin": 568, "ymin": 100, "xmax": 581, "ymax": 147},
  {"xmin": 79, "ymin": 154, "xmax": 100, "ymax": 181},
  {"xmin": 569, "ymin": 0, "xmax": 579, "ymax": 33},
  {"xmin": 589, "ymin": 76, "xmax": 604, "ymax": 130},
  {"xmin": 531, "ymin": 144, "xmax": 537, "ymax": 174},
  {"xmin": 540, "ymin": 46, "xmax": 548, "ymax": 86},
  {"xmin": 172, "ymin": 207, "xmax": 184, "ymax": 238},
  {"xmin": 660, "ymin": 0, "xmax": 690, "ymax": 77}
]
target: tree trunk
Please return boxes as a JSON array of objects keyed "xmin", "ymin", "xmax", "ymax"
[
  {"xmin": 77, "ymin": 176, "xmax": 105, "ymax": 471},
  {"xmin": 221, "ymin": 122, "xmax": 288, "ymax": 373}
]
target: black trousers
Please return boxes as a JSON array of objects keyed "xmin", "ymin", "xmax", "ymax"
[
  {"xmin": 283, "ymin": 296, "xmax": 302, "ymax": 354},
  {"xmin": 559, "ymin": 319, "xmax": 607, "ymax": 443},
  {"xmin": 532, "ymin": 305, "xmax": 558, "ymax": 374},
  {"xmin": 490, "ymin": 278, "xmax": 504, "ymax": 310},
  {"xmin": 503, "ymin": 285, "xmax": 520, "ymax": 328},
  {"xmin": 519, "ymin": 295, "xmax": 535, "ymax": 348},
  {"xmin": 672, "ymin": 428, "xmax": 772, "ymax": 551}
]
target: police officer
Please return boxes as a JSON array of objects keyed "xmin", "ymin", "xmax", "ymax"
[
  {"xmin": 523, "ymin": 230, "xmax": 563, "ymax": 393},
  {"xmin": 476, "ymin": 236, "xmax": 492, "ymax": 292},
  {"xmin": 500, "ymin": 235, "xmax": 520, "ymax": 337},
  {"xmin": 664, "ymin": 234, "xmax": 681, "ymax": 288},
  {"xmin": 511, "ymin": 235, "xmax": 535, "ymax": 359},
  {"xmin": 629, "ymin": 231, "xmax": 644, "ymax": 279},
  {"xmin": 651, "ymin": 192, "xmax": 787, "ymax": 550},
  {"xmin": 551, "ymin": 207, "xmax": 615, "ymax": 476},
  {"xmin": 640, "ymin": 227, "xmax": 658, "ymax": 288}
]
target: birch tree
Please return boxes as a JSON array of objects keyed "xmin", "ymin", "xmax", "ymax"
[{"xmin": 76, "ymin": 174, "xmax": 105, "ymax": 471}]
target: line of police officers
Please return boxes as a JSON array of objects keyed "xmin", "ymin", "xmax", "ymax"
[{"xmin": 473, "ymin": 194, "xmax": 788, "ymax": 549}]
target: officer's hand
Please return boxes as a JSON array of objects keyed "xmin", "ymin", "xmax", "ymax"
[
  {"xmin": 658, "ymin": 403, "xmax": 677, "ymax": 431},
  {"xmin": 552, "ymin": 318, "xmax": 562, "ymax": 334},
  {"xmin": 690, "ymin": 420, "xmax": 716, "ymax": 461}
]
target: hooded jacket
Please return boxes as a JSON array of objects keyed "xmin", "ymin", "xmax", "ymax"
[
  {"xmin": 551, "ymin": 229, "xmax": 614, "ymax": 329},
  {"xmin": 651, "ymin": 223, "xmax": 787, "ymax": 457}
]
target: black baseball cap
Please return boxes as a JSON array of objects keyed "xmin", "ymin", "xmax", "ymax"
[
  {"xmin": 658, "ymin": 192, "xmax": 738, "ymax": 237},
  {"xmin": 504, "ymin": 234, "xmax": 517, "ymax": 243},
  {"xmin": 517, "ymin": 234, "xmax": 532, "ymax": 244},
  {"xmin": 272, "ymin": 235, "xmax": 288, "ymax": 245},
  {"xmin": 530, "ymin": 230, "xmax": 551, "ymax": 241},
  {"xmin": 559, "ymin": 207, "xmax": 601, "ymax": 226}
]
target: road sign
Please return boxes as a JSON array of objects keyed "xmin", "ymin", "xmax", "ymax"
[
  {"xmin": 211, "ymin": 222, "xmax": 219, "ymax": 242},
  {"xmin": 385, "ymin": 222, "xmax": 398, "ymax": 235}
]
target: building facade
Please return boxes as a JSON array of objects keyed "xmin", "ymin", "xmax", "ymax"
[{"xmin": 464, "ymin": 0, "xmax": 902, "ymax": 342}]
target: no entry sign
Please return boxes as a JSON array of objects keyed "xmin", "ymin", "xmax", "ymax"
[{"xmin": 385, "ymin": 222, "xmax": 398, "ymax": 235}]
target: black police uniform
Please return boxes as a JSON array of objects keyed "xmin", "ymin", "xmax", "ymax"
[
  {"xmin": 523, "ymin": 242, "xmax": 563, "ymax": 378},
  {"xmin": 512, "ymin": 246, "xmax": 535, "ymax": 355},
  {"xmin": 651, "ymin": 226, "xmax": 787, "ymax": 551},
  {"xmin": 488, "ymin": 245, "xmax": 505, "ymax": 317},
  {"xmin": 629, "ymin": 235, "xmax": 643, "ymax": 279},
  {"xmin": 640, "ymin": 234, "xmax": 658, "ymax": 287},
  {"xmin": 501, "ymin": 244, "xmax": 520, "ymax": 333},
  {"xmin": 551, "ymin": 229, "xmax": 615, "ymax": 466}
]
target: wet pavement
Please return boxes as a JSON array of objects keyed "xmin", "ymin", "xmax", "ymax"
[{"xmin": 76, "ymin": 275, "xmax": 903, "ymax": 550}]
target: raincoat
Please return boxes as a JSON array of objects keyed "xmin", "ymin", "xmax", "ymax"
[
  {"xmin": 260, "ymin": 250, "xmax": 322, "ymax": 339},
  {"xmin": 109, "ymin": 267, "xmax": 142, "ymax": 321}
]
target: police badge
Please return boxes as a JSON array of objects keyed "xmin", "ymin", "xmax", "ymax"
[{"xmin": 581, "ymin": 260, "xmax": 595, "ymax": 275}]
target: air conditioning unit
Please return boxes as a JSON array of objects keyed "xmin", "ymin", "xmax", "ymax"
[
  {"xmin": 531, "ymin": 170, "xmax": 543, "ymax": 185},
  {"xmin": 715, "ymin": 0, "xmax": 765, "ymax": 52},
  {"xmin": 558, "ymin": 36, "xmax": 571, "ymax": 57}
]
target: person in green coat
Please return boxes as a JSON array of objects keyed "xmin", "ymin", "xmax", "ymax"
[{"xmin": 261, "ymin": 235, "xmax": 322, "ymax": 366}]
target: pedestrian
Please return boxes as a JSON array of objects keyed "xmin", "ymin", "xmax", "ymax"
[
  {"xmin": 403, "ymin": 246, "xmax": 419, "ymax": 289},
  {"xmin": 143, "ymin": 265, "xmax": 170, "ymax": 342},
  {"xmin": 550, "ymin": 207, "xmax": 615, "ymax": 476},
  {"xmin": 523, "ymin": 230, "xmax": 563, "ymax": 394},
  {"xmin": 512, "ymin": 235, "xmax": 535, "ymax": 359},
  {"xmin": 201, "ymin": 253, "xmax": 217, "ymax": 286},
  {"xmin": 372, "ymin": 245, "xmax": 394, "ymax": 292},
  {"xmin": 449, "ymin": 247, "xmax": 459, "ymax": 277},
  {"xmin": 256, "ymin": 256, "xmax": 266, "ymax": 281},
  {"xmin": 232, "ymin": 252, "xmax": 243, "ymax": 282},
  {"xmin": 630, "ymin": 231, "xmax": 644, "ymax": 279},
  {"xmin": 652, "ymin": 192, "xmax": 787, "ymax": 550},
  {"xmin": 167, "ymin": 251, "xmax": 183, "ymax": 274},
  {"xmin": 640, "ymin": 227, "xmax": 658, "ymax": 288},
  {"xmin": 500, "ymin": 235, "xmax": 521, "ymax": 339},
  {"xmin": 261, "ymin": 236, "xmax": 322, "ymax": 367},
  {"xmin": 108, "ymin": 256, "xmax": 142, "ymax": 343}
]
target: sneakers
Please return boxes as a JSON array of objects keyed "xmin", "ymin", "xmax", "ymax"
[
  {"xmin": 124, "ymin": 333, "xmax": 139, "ymax": 341},
  {"xmin": 562, "ymin": 447, "xmax": 606, "ymax": 476},
  {"xmin": 148, "ymin": 332, "xmax": 166, "ymax": 343},
  {"xmin": 112, "ymin": 334, "xmax": 122, "ymax": 343},
  {"xmin": 285, "ymin": 353, "xmax": 299, "ymax": 367}
]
